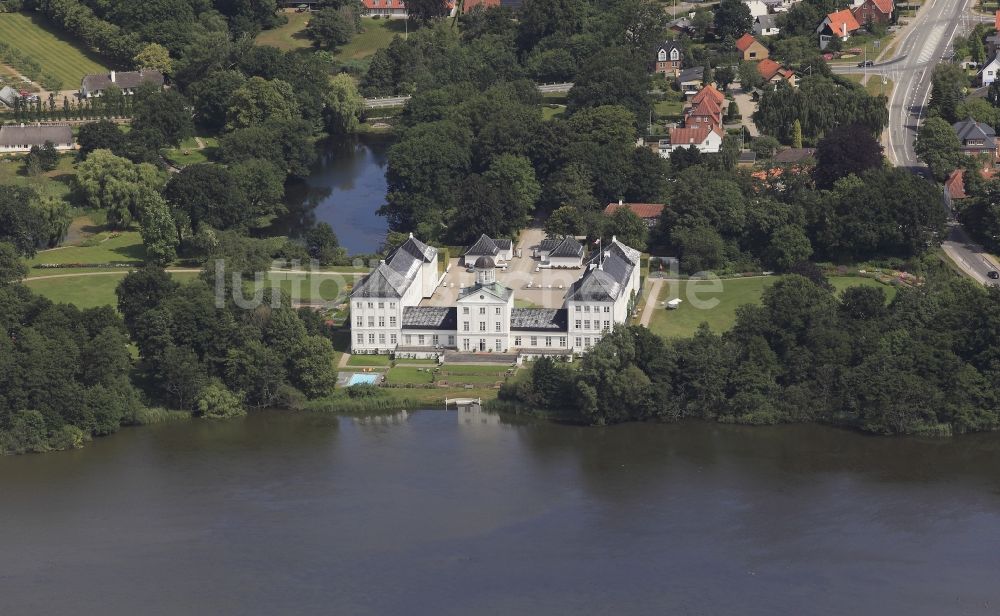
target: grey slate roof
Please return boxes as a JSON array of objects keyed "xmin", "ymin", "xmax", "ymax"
[
  {"xmin": 402, "ymin": 306, "xmax": 457, "ymax": 330},
  {"xmin": 549, "ymin": 236, "xmax": 583, "ymax": 259},
  {"xmin": 654, "ymin": 39, "xmax": 683, "ymax": 60},
  {"xmin": 458, "ymin": 281, "xmax": 513, "ymax": 302},
  {"xmin": 755, "ymin": 14, "xmax": 778, "ymax": 29},
  {"xmin": 351, "ymin": 234, "xmax": 437, "ymax": 298},
  {"xmin": 81, "ymin": 70, "xmax": 164, "ymax": 94},
  {"xmin": 0, "ymin": 124, "xmax": 73, "ymax": 147},
  {"xmin": 772, "ymin": 147, "xmax": 817, "ymax": 163},
  {"xmin": 510, "ymin": 308, "xmax": 568, "ymax": 331},
  {"xmin": 464, "ymin": 234, "xmax": 510, "ymax": 258},
  {"xmin": 953, "ymin": 117, "xmax": 996, "ymax": 148},
  {"xmin": 538, "ymin": 237, "xmax": 561, "ymax": 252},
  {"xmin": 565, "ymin": 238, "xmax": 639, "ymax": 302},
  {"xmin": 677, "ymin": 66, "xmax": 705, "ymax": 84}
]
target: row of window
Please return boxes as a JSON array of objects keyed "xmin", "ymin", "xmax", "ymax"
[
  {"xmin": 357, "ymin": 316, "xmax": 398, "ymax": 327},
  {"xmin": 461, "ymin": 321, "xmax": 503, "ymax": 332},
  {"xmin": 356, "ymin": 333, "xmax": 457, "ymax": 347},
  {"xmin": 574, "ymin": 305, "xmax": 611, "ymax": 313},
  {"xmin": 574, "ymin": 320, "xmax": 611, "ymax": 332},
  {"xmin": 513, "ymin": 336, "xmax": 567, "ymax": 348},
  {"xmin": 462, "ymin": 306, "xmax": 502, "ymax": 315},
  {"xmin": 355, "ymin": 301, "xmax": 397, "ymax": 310}
]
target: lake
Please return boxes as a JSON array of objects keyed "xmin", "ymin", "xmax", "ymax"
[
  {"xmin": 2, "ymin": 410, "xmax": 999, "ymax": 615},
  {"xmin": 274, "ymin": 135, "xmax": 391, "ymax": 256}
]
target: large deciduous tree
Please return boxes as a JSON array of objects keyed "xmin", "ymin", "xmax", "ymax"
[
  {"xmin": 915, "ymin": 116, "xmax": 963, "ymax": 182},
  {"xmin": 814, "ymin": 123, "xmax": 884, "ymax": 189}
]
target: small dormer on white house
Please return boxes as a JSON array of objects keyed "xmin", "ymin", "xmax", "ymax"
[{"xmin": 981, "ymin": 54, "xmax": 1000, "ymax": 86}]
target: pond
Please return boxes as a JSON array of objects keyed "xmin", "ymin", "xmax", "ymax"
[
  {"xmin": 273, "ymin": 134, "xmax": 392, "ymax": 256},
  {"xmin": 2, "ymin": 411, "xmax": 999, "ymax": 614}
]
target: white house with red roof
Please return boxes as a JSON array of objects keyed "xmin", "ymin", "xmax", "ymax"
[
  {"xmin": 659, "ymin": 124, "xmax": 724, "ymax": 157},
  {"xmin": 817, "ymin": 9, "xmax": 861, "ymax": 48},
  {"xmin": 603, "ymin": 201, "xmax": 666, "ymax": 227}
]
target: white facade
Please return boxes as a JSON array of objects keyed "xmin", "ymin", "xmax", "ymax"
[
  {"xmin": 658, "ymin": 128, "xmax": 724, "ymax": 157},
  {"xmin": 982, "ymin": 55, "xmax": 1000, "ymax": 86},
  {"xmin": 350, "ymin": 236, "xmax": 642, "ymax": 356}
]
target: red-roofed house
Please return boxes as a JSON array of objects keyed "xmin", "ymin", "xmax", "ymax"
[
  {"xmin": 817, "ymin": 9, "xmax": 861, "ymax": 48},
  {"xmin": 735, "ymin": 34, "xmax": 770, "ymax": 61},
  {"xmin": 660, "ymin": 124, "xmax": 724, "ymax": 156},
  {"xmin": 685, "ymin": 96, "xmax": 723, "ymax": 128},
  {"xmin": 603, "ymin": 201, "xmax": 666, "ymax": 227},
  {"xmin": 691, "ymin": 83, "xmax": 725, "ymax": 107},
  {"xmin": 851, "ymin": 0, "xmax": 893, "ymax": 25},
  {"xmin": 943, "ymin": 168, "xmax": 969, "ymax": 210},
  {"xmin": 757, "ymin": 58, "xmax": 798, "ymax": 87}
]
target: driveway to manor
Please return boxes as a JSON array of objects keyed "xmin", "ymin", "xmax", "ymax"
[{"xmin": 422, "ymin": 227, "xmax": 585, "ymax": 309}]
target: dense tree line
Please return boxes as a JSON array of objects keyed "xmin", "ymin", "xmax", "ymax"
[
  {"xmin": 117, "ymin": 265, "xmax": 338, "ymax": 414},
  {"xmin": 754, "ymin": 76, "xmax": 889, "ymax": 145},
  {"xmin": 0, "ymin": 261, "xmax": 144, "ymax": 454},
  {"xmin": 651, "ymin": 150, "xmax": 945, "ymax": 274},
  {"xmin": 500, "ymin": 274, "xmax": 1000, "ymax": 435}
]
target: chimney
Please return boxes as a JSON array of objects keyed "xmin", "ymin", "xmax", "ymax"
[
  {"xmin": 612, "ymin": 235, "xmax": 617, "ymax": 243},
  {"xmin": 408, "ymin": 232, "xmax": 413, "ymax": 238},
  {"xmin": 618, "ymin": 199, "xmax": 623, "ymax": 206},
  {"xmin": 110, "ymin": 70, "xmax": 116, "ymax": 83}
]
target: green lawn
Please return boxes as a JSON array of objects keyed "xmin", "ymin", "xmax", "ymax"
[
  {"xmin": 255, "ymin": 10, "xmax": 313, "ymax": 50},
  {"xmin": 28, "ymin": 230, "xmax": 146, "ymax": 266},
  {"xmin": 844, "ymin": 73, "xmax": 894, "ymax": 97},
  {"xmin": 161, "ymin": 136, "xmax": 219, "ymax": 168},
  {"xmin": 0, "ymin": 154, "xmax": 75, "ymax": 200},
  {"xmin": 333, "ymin": 18, "xmax": 408, "ymax": 62},
  {"xmin": 24, "ymin": 271, "xmax": 199, "ymax": 309},
  {"xmin": 384, "ymin": 366, "xmax": 435, "ymax": 384},
  {"xmin": 346, "ymin": 354, "xmax": 392, "ymax": 367},
  {"xmin": 541, "ymin": 104, "xmax": 565, "ymax": 121},
  {"xmin": 264, "ymin": 271, "xmax": 357, "ymax": 302},
  {"xmin": 256, "ymin": 14, "xmax": 406, "ymax": 61},
  {"xmin": 829, "ymin": 32, "xmax": 896, "ymax": 64},
  {"xmin": 0, "ymin": 12, "xmax": 107, "ymax": 88},
  {"xmin": 654, "ymin": 99, "xmax": 684, "ymax": 117},
  {"xmin": 648, "ymin": 275, "xmax": 897, "ymax": 338}
]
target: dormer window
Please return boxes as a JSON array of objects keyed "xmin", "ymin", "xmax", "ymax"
[
  {"xmin": 658, "ymin": 49, "xmax": 667, "ymax": 62},
  {"xmin": 670, "ymin": 48, "xmax": 679, "ymax": 61}
]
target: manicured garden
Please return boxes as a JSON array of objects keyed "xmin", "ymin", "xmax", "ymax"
[{"xmin": 0, "ymin": 12, "xmax": 107, "ymax": 87}]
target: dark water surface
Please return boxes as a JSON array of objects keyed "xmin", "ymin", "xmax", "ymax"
[
  {"xmin": 2, "ymin": 411, "xmax": 1000, "ymax": 615},
  {"xmin": 273, "ymin": 135, "xmax": 391, "ymax": 256}
]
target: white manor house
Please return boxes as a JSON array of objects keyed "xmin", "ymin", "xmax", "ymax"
[{"xmin": 349, "ymin": 233, "xmax": 642, "ymax": 357}]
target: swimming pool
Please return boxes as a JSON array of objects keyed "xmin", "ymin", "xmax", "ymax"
[{"xmin": 348, "ymin": 373, "xmax": 379, "ymax": 386}]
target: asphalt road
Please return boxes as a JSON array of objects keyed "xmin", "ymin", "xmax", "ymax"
[{"xmin": 833, "ymin": 0, "xmax": 998, "ymax": 283}]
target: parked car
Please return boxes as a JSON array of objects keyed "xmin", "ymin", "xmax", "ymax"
[
  {"xmin": 988, "ymin": 270, "xmax": 999, "ymax": 280},
  {"xmin": 857, "ymin": 60, "xmax": 874, "ymax": 67}
]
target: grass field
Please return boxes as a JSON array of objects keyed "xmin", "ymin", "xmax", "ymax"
[
  {"xmin": 541, "ymin": 104, "xmax": 566, "ymax": 121},
  {"xmin": 24, "ymin": 271, "xmax": 199, "ymax": 309},
  {"xmin": 162, "ymin": 136, "xmax": 219, "ymax": 167},
  {"xmin": 333, "ymin": 18, "xmax": 407, "ymax": 62},
  {"xmin": 347, "ymin": 354, "xmax": 392, "ymax": 367},
  {"xmin": 654, "ymin": 99, "xmax": 684, "ymax": 117},
  {"xmin": 648, "ymin": 276, "xmax": 897, "ymax": 339},
  {"xmin": 844, "ymin": 73, "xmax": 895, "ymax": 97},
  {"xmin": 0, "ymin": 154, "xmax": 75, "ymax": 200},
  {"xmin": 28, "ymin": 230, "xmax": 146, "ymax": 266},
  {"xmin": 256, "ymin": 13, "xmax": 405, "ymax": 61},
  {"xmin": 0, "ymin": 13, "xmax": 107, "ymax": 87}
]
